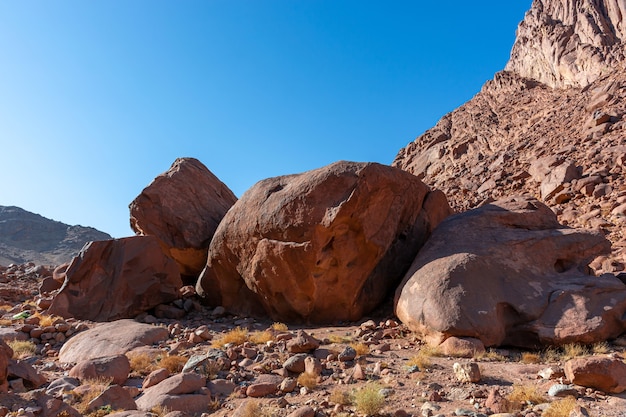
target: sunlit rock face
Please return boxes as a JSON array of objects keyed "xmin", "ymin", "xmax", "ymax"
[{"xmin": 505, "ymin": 0, "xmax": 626, "ymax": 88}]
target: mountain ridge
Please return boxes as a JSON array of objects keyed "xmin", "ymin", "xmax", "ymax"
[{"xmin": 0, "ymin": 205, "xmax": 112, "ymax": 266}]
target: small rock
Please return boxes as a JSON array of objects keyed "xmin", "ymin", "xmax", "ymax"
[{"xmin": 453, "ymin": 362, "xmax": 481, "ymax": 383}]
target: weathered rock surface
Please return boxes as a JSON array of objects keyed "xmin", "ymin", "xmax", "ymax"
[
  {"xmin": 395, "ymin": 196, "xmax": 626, "ymax": 347},
  {"xmin": 135, "ymin": 372, "xmax": 210, "ymax": 413},
  {"xmin": 565, "ymin": 356, "xmax": 626, "ymax": 393},
  {"xmin": 47, "ymin": 236, "xmax": 182, "ymax": 321},
  {"xmin": 68, "ymin": 354, "xmax": 131, "ymax": 385},
  {"xmin": 0, "ymin": 339, "xmax": 13, "ymax": 393},
  {"xmin": 506, "ymin": 0, "xmax": 626, "ymax": 88},
  {"xmin": 58, "ymin": 320, "xmax": 169, "ymax": 363},
  {"xmin": 196, "ymin": 161, "xmax": 451, "ymax": 323},
  {"xmin": 130, "ymin": 157, "xmax": 237, "ymax": 277}
]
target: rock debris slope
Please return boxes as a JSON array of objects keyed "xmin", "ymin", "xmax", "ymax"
[{"xmin": 393, "ymin": 0, "xmax": 626, "ymax": 276}]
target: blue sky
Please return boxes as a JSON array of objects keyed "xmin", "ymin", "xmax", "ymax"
[{"xmin": 0, "ymin": 1, "xmax": 531, "ymax": 238}]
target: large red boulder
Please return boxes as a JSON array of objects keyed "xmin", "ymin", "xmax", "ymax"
[
  {"xmin": 0, "ymin": 339, "xmax": 13, "ymax": 393},
  {"xmin": 48, "ymin": 236, "xmax": 182, "ymax": 321},
  {"xmin": 395, "ymin": 195, "xmax": 626, "ymax": 348},
  {"xmin": 129, "ymin": 158, "xmax": 237, "ymax": 277},
  {"xmin": 196, "ymin": 161, "xmax": 451, "ymax": 323}
]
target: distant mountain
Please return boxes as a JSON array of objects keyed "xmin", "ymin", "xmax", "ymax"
[{"xmin": 0, "ymin": 205, "xmax": 112, "ymax": 266}]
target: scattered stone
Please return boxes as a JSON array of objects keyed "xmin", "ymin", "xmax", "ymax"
[
  {"xmin": 548, "ymin": 384, "xmax": 579, "ymax": 397},
  {"xmin": 453, "ymin": 362, "xmax": 481, "ymax": 383},
  {"xmin": 69, "ymin": 354, "xmax": 131, "ymax": 385}
]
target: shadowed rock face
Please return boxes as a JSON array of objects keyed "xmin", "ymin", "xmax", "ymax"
[
  {"xmin": 506, "ymin": 0, "xmax": 626, "ymax": 88},
  {"xmin": 196, "ymin": 161, "xmax": 452, "ymax": 323},
  {"xmin": 48, "ymin": 236, "xmax": 182, "ymax": 322},
  {"xmin": 129, "ymin": 157, "xmax": 237, "ymax": 278},
  {"xmin": 395, "ymin": 196, "xmax": 626, "ymax": 348}
]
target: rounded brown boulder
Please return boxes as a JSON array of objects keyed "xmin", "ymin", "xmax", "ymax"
[
  {"xmin": 196, "ymin": 160, "xmax": 451, "ymax": 323},
  {"xmin": 130, "ymin": 157, "xmax": 237, "ymax": 277}
]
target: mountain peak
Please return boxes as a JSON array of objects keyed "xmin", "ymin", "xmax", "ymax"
[{"xmin": 505, "ymin": 0, "xmax": 626, "ymax": 88}]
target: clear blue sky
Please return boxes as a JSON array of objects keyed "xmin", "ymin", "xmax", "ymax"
[{"xmin": 0, "ymin": 1, "xmax": 531, "ymax": 238}]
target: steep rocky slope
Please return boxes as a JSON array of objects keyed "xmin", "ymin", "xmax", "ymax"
[
  {"xmin": 393, "ymin": 0, "xmax": 626, "ymax": 275},
  {"xmin": 0, "ymin": 205, "xmax": 112, "ymax": 266}
]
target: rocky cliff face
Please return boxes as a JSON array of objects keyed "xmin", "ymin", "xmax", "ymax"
[
  {"xmin": 506, "ymin": 0, "xmax": 626, "ymax": 88},
  {"xmin": 0, "ymin": 206, "xmax": 112, "ymax": 266},
  {"xmin": 393, "ymin": 0, "xmax": 626, "ymax": 275}
]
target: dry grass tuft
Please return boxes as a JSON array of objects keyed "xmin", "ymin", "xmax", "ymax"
[
  {"xmin": 350, "ymin": 341, "xmax": 370, "ymax": 356},
  {"xmin": 71, "ymin": 377, "xmax": 113, "ymax": 414},
  {"xmin": 127, "ymin": 352, "xmax": 156, "ymax": 376},
  {"xmin": 406, "ymin": 345, "xmax": 441, "ymax": 370},
  {"xmin": 561, "ymin": 343, "xmax": 590, "ymax": 360},
  {"xmin": 249, "ymin": 330, "xmax": 274, "ymax": 344},
  {"xmin": 542, "ymin": 346, "xmax": 561, "ymax": 363},
  {"xmin": 270, "ymin": 322, "xmax": 288, "ymax": 332},
  {"xmin": 236, "ymin": 400, "xmax": 261, "ymax": 417},
  {"xmin": 329, "ymin": 387, "xmax": 352, "ymax": 405},
  {"xmin": 297, "ymin": 371, "xmax": 318, "ymax": 390},
  {"xmin": 592, "ymin": 341, "xmax": 611, "ymax": 354},
  {"xmin": 543, "ymin": 396, "xmax": 577, "ymax": 417},
  {"xmin": 32, "ymin": 311, "xmax": 63, "ymax": 327},
  {"xmin": 521, "ymin": 352, "xmax": 542, "ymax": 364},
  {"xmin": 352, "ymin": 383, "xmax": 386, "ymax": 416},
  {"xmin": 157, "ymin": 354, "xmax": 188, "ymax": 373},
  {"xmin": 211, "ymin": 326, "xmax": 249, "ymax": 348},
  {"xmin": 8, "ymin": 340, "xmax": 36, "ymax": 359},
  {"xmin": 507, "ymin": 384, "xmax": 546, "ymax": 411},
  {"xmin": 0, "ymin": 318, "xmax": 12, "ymax": 326},
  {"xmin": 150, "ymin": 405, "xmax": 172, "ymax": 417},
  {"xmin": 328, "ymin": 333, "xmax": 352, "ymax": 344}
]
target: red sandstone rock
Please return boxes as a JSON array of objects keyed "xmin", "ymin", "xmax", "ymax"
[
  {"xmin": 196, "ymin": 161, "xmax": 451, "ymax": 323},
  {"xmin": 395, "ymin": 196, "xmax": 625, "ymax": 347},
  {"xmin": 129, "ymin": 157, "xmax": 237, "ymax": 277},
  {"xmin": 69, "ymin": 354, "xmax": 131, "ymax": 385},
  {"xmin": 0, "ymin": 340, "xmax": 12, "ymax": 393},
  {"xmin": 47, "ymin": 236, "xmax": 182, "ymax": 322},
  {"xmin": 565, "ymin": 356, "xmax": 626, "ymax": 393}
]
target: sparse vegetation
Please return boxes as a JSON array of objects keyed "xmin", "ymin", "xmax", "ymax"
[
  {"xmin": 406, "ymin": 344, "xmax": 441, "ymax": 370},
  {"xmin": 476, "ymin": 349, "xmax": 507, "ymax": 362},
  {"xmin": 329, "ymin": 387, "xmax": 352, "ymax": 406},
  {"xmin": 70, "ymin": 377, "xmax": 113, "ymax": 415},
  {"xmin": 521, "ymin": 351, "xmax": 542, "ymax": 364},
  {"xmin": 297, "ymin": 371, "xmax": 318, "ymax": 389},
  {"xmin": 561, "ymin": 343, "xmax": 590, "ymax": 360},
  {"xmin": 211, "ymin": 326, "xmax": 249, "ymax": 348},
  {"xmin": 352, "ymin": 383, "xmax": 386, "ymax": 416},
  {"xmin": 8, "ymin": 339, "xmax": 36, "ymax": 359},
  {"xmin": 270, "ymin": 322, "xmax": 288, "ymax": 332},
  {"xmin": 150, "ymin": 405, "xmax": 172, "ymax": 417},
  {"xmin": 592, "ymin": 341, "xmax": 610, "ymax": 354},
  {"xmin": 328, "ymin": 333, "xmax": 352, "ymax": 344},
  {"xmin": 235, "ymin": 400, "xmax": 261, "ymax": 417},
  {"xmin": 127, "ymin": 351, "xmax": 157, "ymax": 376},
  {"xmin": 542, "ymin": 346, "xmax": 561, "ymax": 363},
  {"xmin": 543, "ymin": 396, "xmax": 577, "ymax": 417},
  {"xmin": 32, "ymin": 311, "xmax": 63, "ymax": 327},
  {"xmin": 249, "ymin": 330, "xmax": 274, "ymax": 344},
  {"xmin": 157, "ymin": 354, "xmax": 188, "ymax": 373},
  {"xmin": 350, "ymin": 341, "xmax": 370, "ymax": 356},
  {"xmin": 507, "ymin": 384, "xmax": 546, "ymax": 411}
]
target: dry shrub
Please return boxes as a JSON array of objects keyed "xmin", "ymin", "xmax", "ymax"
[
  {"xmin": 592, "ymin": 341, "xmax": 610, "ymax": 354},
  {"xmin": 476, "ymin": 349, "xmax": 507, "ymax": 362},
  {"xmin": 328, "ymin": 333, "xmax": 352, "ymax": 344},
  {"xmin": 271, "ymin": 322, "xmax": 288, "ymax": 332},
  {"xmin": 297, "ymin": 371, "xmax": 318, "ymax": 389},
  {"xmin": 8, "ymin": 340, "xmax": 36, "ymax": 359},
  {"xmin": 236, "ymin": 400, "xmax": 261, "ymax": 417},
  {"xmin": 352, "ymin": 383, "xmax": 386, "ymax": 416},
  {"xmin": 249, "ymin": 330, "xmax": 274, "ymax": 344},
  {"xmin": 507, "ymin": 384, "xmax": 546, "ymax": 411},
  {"xmin": 350, "ymin": 342, "xmax": 370, "ymax": 356},
  {"xmin": 561, "ymin": 343, "xmax": 590, "ymax": 360},
  {"xmin": 406, "ymin": 345, "xmax": 440, "ymax": 370},
  {"xmin": 543, "ymin": 396, "xmax": 577, "ymax": 417},
  {"xmin": 71, "ymin": 377, "xmax": 113, "ymax": 414},
  {"xmin": 127, "ymin": 352, "xmax": 157, "ymax": 376},
  {"xmin": 521, "ymin": 352, "xmax": 542, "ymax": 364},
  {"xmin": 542, "ymin": 346, "xmax": 560, "ymax": 363},
  {"xmin": 32, "ymin": 311, "xmax": 63, "ymax": 327},
  {"xmin": 211, "ymin": 326, "xmax": 249, "ymax": 348},
  {"xmin": 329, "ymin": 387, "xmax": 352, "ymax": 405},
  {"xmin": 158, "ymin": 354, "xmax": 188, "ymax": 373},
  {"xmin": 150, "ymin": 405, "xmax": 172, "ymax": 417},
  {"xmin": 0, "ymin": 318, "xmax": 12, "ymax": 326}
]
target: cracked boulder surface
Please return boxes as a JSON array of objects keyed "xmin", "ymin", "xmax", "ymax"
[{"xmin": 195, "ymin": 160, "xmax": 451, "ymax": 323}]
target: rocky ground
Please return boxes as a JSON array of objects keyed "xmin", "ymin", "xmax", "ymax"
[{"xmin": 2, "ymin": 263, "xmax": 626, "ymax": 417}]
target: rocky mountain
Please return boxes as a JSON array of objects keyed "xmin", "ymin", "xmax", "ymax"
[
  {"xmin": 0, "ymin": 205, "xmax": 112, "ymax": 266},
  {"xmin": 393, "ymin": 0, "xmax": 626, "ymax": 276}
]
